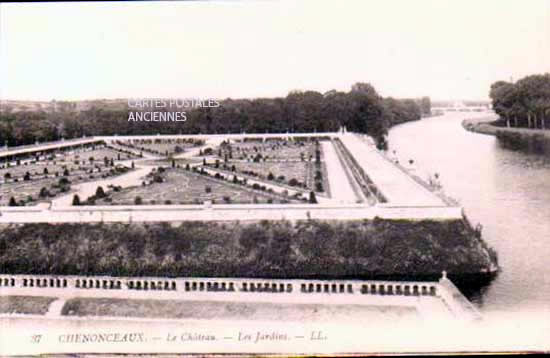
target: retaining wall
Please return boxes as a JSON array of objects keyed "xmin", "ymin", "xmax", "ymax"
[{"xmin": 0, "ymin": 203, "xmax": 463, "ymax": 223}]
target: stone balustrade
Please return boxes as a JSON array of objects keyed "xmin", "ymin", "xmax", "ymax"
[{"xmin": 0, "ymin": 274, "xmax": 439, "ymax": 298}]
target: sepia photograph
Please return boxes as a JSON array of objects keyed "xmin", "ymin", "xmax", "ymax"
[{"xmin": 0, "ymin": 0, "xmax": 549, "ymax": 355}]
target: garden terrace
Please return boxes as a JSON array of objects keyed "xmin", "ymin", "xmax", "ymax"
[
  {"xmin": 95, "ymin": 168, "xmax": 301, "ymax": 205},
  {"xmin": 0, "ymin": 163, "xmax": 132, "ymax": 206}
]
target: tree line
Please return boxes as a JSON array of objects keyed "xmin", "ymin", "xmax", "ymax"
[
  {"xmin": 489, "ymin": 73, "xmax": 550, "ymax": 129},
  {"xmin": 0, "ymin": 83, "xmax": 430, "ymax": 150}
]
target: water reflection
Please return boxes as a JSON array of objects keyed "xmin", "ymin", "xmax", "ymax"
[{"xmin": 388, "ymin": 112, "xmax": 550, "ymax": 314}]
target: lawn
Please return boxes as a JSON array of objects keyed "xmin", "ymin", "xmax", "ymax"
[
  {"xmin": 100, "ymin": 168, "xmax": 284, "ymax": 205},
  {"xmin": 58, "ymin": 147, "xmax": 137, "ymax": 163},
  {"xmin": 62, "ymin": 297, "xmax": 418, "ymax": 322},
  {"xmin": 0, "ymin": 296, "xmax": 56, "ymax": 315},
  {"xmin": 233, "ymin": 161, "xmax": 309, "ymax": 184},
  {"xmin": 115, "ymin": 139, "xmax": 203, "ymax": 157}
]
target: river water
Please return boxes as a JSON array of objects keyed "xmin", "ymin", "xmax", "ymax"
[{"xmin": 388, "ymin": 112, "xmax": 550, "ymax": 320}]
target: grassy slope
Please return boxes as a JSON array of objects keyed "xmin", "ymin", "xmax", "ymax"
[
  {"xmin": 62, "ymin": 297, "xmax": 417, "ymax": 322},
  {"xmin": 0, "ymin": 296, "xmax": 56, "ymax": 315}
]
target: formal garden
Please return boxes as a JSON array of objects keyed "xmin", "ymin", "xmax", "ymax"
[
  {"xmin": 200, "ymin": 138, "xmax": 330, "ymax": 195},
  {"xmin": 90, "ymin": 166, "xmax": 307, "ymax": 206},
  {"xmin": 0, "ymin": 145, "xmax": 137, "ymax": 206}
]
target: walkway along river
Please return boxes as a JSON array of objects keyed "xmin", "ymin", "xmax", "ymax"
[{"xmin": 387, "ymin": 111, "xmax": 550, "ymax": 322}]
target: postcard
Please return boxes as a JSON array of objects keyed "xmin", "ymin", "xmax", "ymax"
[{"xmin": 1, "ymin": 0, "xmax": 549, "ymax": 356}]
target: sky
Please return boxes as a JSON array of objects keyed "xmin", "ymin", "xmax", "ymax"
[{"xmin": 1, "ymin": 0, "xmax": 549, "ymax": 101}]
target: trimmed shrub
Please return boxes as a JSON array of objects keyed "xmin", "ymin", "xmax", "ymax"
[{"xmin": 72, "ymin": 195, "xmax": 81, "ymax": 206}]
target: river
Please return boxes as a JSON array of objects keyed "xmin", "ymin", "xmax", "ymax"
[{"xmin": 388, "ymin": 112, "xmax": 550, "ymax": 321}]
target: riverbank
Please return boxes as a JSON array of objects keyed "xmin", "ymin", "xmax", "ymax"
[
  {"xmin": 462, "ymin": 116, "xmax": 550, "ymax": 154},
  {"xmin": 461, "ymin": 116, "xmax": 500, "ymax": 135}
]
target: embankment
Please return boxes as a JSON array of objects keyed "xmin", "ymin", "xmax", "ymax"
[
  {"xmin": 462, "ymin": 117, "xmax": 550, "ymax": 154},
  {"xmin": 0, "ymin": 219, "xmax": 498, "ymax": 287}
]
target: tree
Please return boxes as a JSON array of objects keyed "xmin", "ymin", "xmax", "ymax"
[
  {"xmin": 72, "ymin": 194, "xmax": 81, "ymax": 206},
  {"xmin": 419, "ymin": 96, "xmax": 431, "ymax": 116},
  {"xmin": 315, "ymin": 181, "xmax": 324, "ymax": 192},
  {"xmin": 134, "ymin": 196, "xmax": 143, "ymax": 205},
  {"xmin": 490, "ymin": 74, "xmax": 550, "ymax": 129},
  {"xmin": 349, "ymin": 82, "xmax": 387, "ymax": 147}
]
